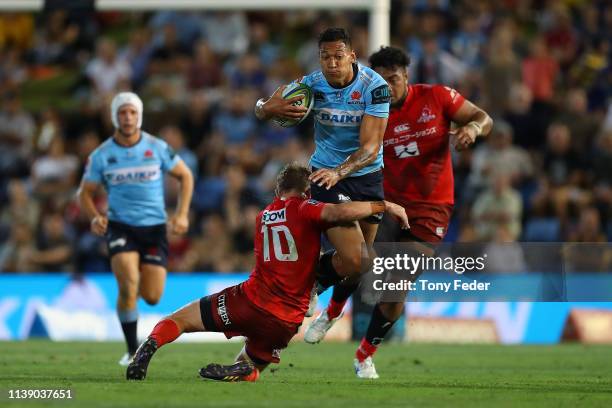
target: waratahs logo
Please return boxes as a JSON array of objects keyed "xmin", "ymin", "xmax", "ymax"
[{"xmin": 316, "ymin": 108, "xmax": 364, "ymax": 127}]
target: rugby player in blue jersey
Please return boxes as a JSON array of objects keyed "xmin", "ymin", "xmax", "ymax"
[
  {"xmin": 78, "ymin": 92, "xmax": 194, "ymax": 366},
  {"xmin": 255, "ymin": 28, "xmax": 391, "ymax": 337}
]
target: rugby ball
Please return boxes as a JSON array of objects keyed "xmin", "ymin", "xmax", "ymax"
[{"xmin": 272, "ymin": 82, "xmax": 314, "ymax": 128}]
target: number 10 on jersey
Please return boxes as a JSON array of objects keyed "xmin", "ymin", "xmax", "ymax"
[{"xmin": 261, "ymin": 224, "xmax": 298, "ymax": 262}]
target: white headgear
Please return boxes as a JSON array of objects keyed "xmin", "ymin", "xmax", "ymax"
[{"xmin": 110, "ymin": 92, "xmax": 143, "ymax": 129}]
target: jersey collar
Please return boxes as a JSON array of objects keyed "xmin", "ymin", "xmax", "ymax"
[{"xmin": 112, "ymin": 131, "xmax": 145, "ymax": 148}]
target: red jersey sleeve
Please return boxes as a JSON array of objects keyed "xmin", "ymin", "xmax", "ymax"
[
  {"xmin": 298, "ymin": 199, "xmax": 327, "ymax": 227},
  {"xmin": 433, "ymin": 85, "xmax": 465, "ymax": 119}
]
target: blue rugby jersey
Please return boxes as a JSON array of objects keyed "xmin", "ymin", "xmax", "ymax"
[
  {"xmin": 301, "ymin": 63, "xmax": 390, "ymax": 177},
  {"xmin": 82, "ymin": 132, "xmax": 180, "ymax": 226}
]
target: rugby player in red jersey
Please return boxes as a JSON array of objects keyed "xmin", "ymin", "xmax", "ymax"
[
  {"xmin": 307, "ymin": 46, "xmax": 493, "ymax": 379},
  {"xmin": 126, "ymin": 163, "xmax": 408, "ymax": 382}
]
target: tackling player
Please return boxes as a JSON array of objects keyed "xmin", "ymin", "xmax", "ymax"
[
  {"xmin": 78, "ymin": 92, "xmax": 194, "ymax": 366},
  {"xmin": 255, "ymin": 28, "xmax": 391, "ymax": 335},
  {"xmin": 306, "ymin": 46, "xmax": 493, "ymax": 378},
  {"xmin": 126, "ymin": 163, "xmax": 409, "ymax": 382}
]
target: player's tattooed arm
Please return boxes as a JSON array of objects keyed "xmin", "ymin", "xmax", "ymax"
[{"xmin": 310, "ymin": 114, "xmax": 387, "ymax": 189}]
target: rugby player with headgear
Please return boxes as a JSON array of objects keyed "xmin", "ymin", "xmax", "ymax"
[
  {"xmin": 308, "ymin": 46, "xmax": 493, "ymax": 379},
  {"xmin": 254, "ymin": 28, "xmax": 392, "ymax": 341},
  {"xmin": 78, "ymin": 92, "xmax": 194, "ymax": 366},
  {"xmin": 125, "ymin": 163, "xmax": 409, "ymax": 382}
]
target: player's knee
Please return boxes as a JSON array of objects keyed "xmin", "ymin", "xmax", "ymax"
[
  {"xmin": 118, "ymin": 283, "xmax": 138, "ymax": 303},
  {"xmin": 142, "ymin": 292, "xmax": 162, "ymax": 306},
  {"xmin": 339, "ymin": 251, "xmax": 364, "ymax": 276}
]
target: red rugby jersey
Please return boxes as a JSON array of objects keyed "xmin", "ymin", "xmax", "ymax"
[
  {"xmin": 383, "ymin": 84, "xmax": 465, "ymax": 206},
  {"xmin": 242, "ymin": 196, "xmax": 327, "ymax": 323}
]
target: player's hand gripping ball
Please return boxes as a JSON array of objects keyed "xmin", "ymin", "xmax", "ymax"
[{"xmin": 272, "ymin": 83, "xmax": 314, "ymax": 128}]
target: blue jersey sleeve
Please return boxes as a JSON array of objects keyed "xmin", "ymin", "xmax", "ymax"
[
  {"xmin": 299, "ymin": 72, "xmax": 316, "ymax": 87},
  {"xmin": 82, "ymin": 151, "xmax": 103, "ymax": 184},
  {"xmin": 158, "ymin": 140, "xmax": 181, "ymax": 172},
  {"xmin": 364, "ymin": 76, "xmax": 391, "ymax": 118}
]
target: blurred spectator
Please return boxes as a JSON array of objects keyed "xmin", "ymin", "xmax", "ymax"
[
  {"xmin": 213, "ymin": 92, "xmax": 257, "ymax": 145},
  {"xmin": 555, "ymin": 88, "xmax": 601, "ymax": 154},
  {"xmin": 411, "ymin": 34, "xmax": 467, "ymax": 86},
  {"xmin": 468, "ymin": 120, "xmax": 533, "ymax": 195},
  {"xmin": 249, "ymin": 22, "xmax": 280, "ymax": 66},
  {"xmin": 148, "ymin": 23, "xmax": 192, "ymax": 75},
  {"xmin": 482, "ymin": 25, "xmax": 520, "ymax": 115},
  {"xmin": 566, "ymin": 206, "xmax": 607, "ymax": 243},
  {"xmin": 0, "ymin": 48, "xmax": 28, "ymax": 91},
  {"xmin": 472, "ymin": 172, "xmax": 523, "ymax": 241},
  {"xmin": 522, "ymin": 36, "xmax": 558, "ymax": 103},
  {"xmin": 119, "ymin": 28, "xmax": 154, "ymax": 90},
  {"xmin": 450, "ymin": 12, "xmax": 485, "ymax": 68},
  {"xmin": 542, "ymin": 123, "xmax": 583, "ymax": 187},
  {"xmin": 0, "ymin": 221, "xmax": 36, "ymax": 273},
  {"xmin": 199, "ymin": 12, "xmax": 249, "ymax": 58},
  {"xmin": 160, "ymin": 125, "xmax": 198, "ymax": 177},
  {"xmin": 0, "ymin": 93, "xmax": 35, "ymax": 179},
  {"xmin": 179, "ymin": 92, "xmax": 213, "ymax": 152},
  {"xmin": 229, "ymin": 53, "xmax": 267, "ymax": 90},
  {"xmin": 563, "ymin": 207, "xmax": 611, "ymax": 272},
  {"xmin": 31, "ymin": 10, "xmax": 80, "ymax": 66},
  {"xmin": 484, "ymin": 226, "xmax": 527, "ymax": 273},
  {"xmin": 592, "ymin": 130, "xmax": 612, "ymax": 218},
  {"xmin": 542, "ymin": 5, "xmax": 578, "ymax": 70},
  {"xmin": 187, "ymin": 40, "xmax": 223, "ymax": 90},
  {"xmin": 0, "ymin": 179, "xmax": 40, "ymax": 231},
  {"xmin": 31, "ymin": 135, "xmax": 79, "ymax": 199},
  {"xmin": 30, "ymin": 211, "xmax": 74, "ymax": 272},
  {"xmin": 503, "ymin": 82, "xmax": 545, "ymax": 149},
  {"xmin": 85, "ymin": 38, "xmax": 131, "ymax": 100},
  {"xmin": 0, "ymin": 13, "xmax": 34, "ymax": 51},
  {"xmin": 178, "ymin": 214, "xmax": 236, "ymax": 272}
]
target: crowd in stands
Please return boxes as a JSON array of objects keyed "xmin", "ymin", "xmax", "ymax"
[{"xmin": 0, "ymin": 0, "xmax": 610, "ymax": 273}]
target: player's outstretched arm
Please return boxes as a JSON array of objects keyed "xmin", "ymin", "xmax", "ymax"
[
  {"xmin": 450, "ymin": 99, "xmax": 493, "ymax": 151},
  {"xmin": 77, "ymin": 180, "xmax": 107, "ymax": 236},
  {"xmin": 321, "ymin": 200, "xmax": 409, "ymax": 229},
  {"xmin": 167, "ymin": 160, "xmax": 194, "ymax": 235},
  {"xmin": 254, "ymin": 85, "xmax": 307, "ymax": 121},
  {"xmin": 310, "ymin": 114, "xmax": 387, "ymax": 190}
]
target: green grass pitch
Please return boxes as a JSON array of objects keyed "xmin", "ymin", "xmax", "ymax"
[{"xmin": 1, "ymin": 341, "xmax": 611, "ymax": 407}]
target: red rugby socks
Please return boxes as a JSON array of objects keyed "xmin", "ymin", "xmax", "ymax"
[
  {"xmin": 149, "ymin": 319, "xmax": 181, "ymax": 347},
  {"xmin": 355, "ymin": 338, "xmax": 378, "ymax": 362},
  {"xmin": 326, "ymin": 298, "xmax": 346, "ymax": 319}
]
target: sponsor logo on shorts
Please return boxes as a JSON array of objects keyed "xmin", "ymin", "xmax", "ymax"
[
  {"xmin": 109, "ymin": 238, "xmax": 127, "ymax": 249},
  {"xmin": 436, "ymin": 227, "xmax": 445, "ymax": 237},
  {"xmin": 338, "ymin": 193, "xmax": 351, "ymax": 202},
  {"xmin": 217, "ymin": 294, "xmax": 231, "ymax": 326},
  {"xmin": 272, "ymin": 349, "xmax": 281, "ymax": 359}
]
